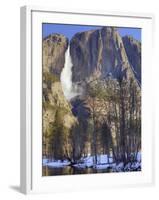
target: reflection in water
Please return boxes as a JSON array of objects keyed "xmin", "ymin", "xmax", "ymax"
[{"xmin": 42, "ymin": 166, "xmax": 112, "ymax": 176}]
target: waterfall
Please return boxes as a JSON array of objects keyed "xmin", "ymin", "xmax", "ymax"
[{"xmin": 61, "ymin": 46, "xmax": 81, "ymax": 100}]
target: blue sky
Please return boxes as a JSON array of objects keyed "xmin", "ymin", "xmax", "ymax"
[{"xmin": 42, "ymin": 23, "xmax": 141, "ymax": 41}]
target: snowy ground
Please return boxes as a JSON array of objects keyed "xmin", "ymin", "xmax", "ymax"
[
  {"xmin": 73, "ymin": 154, "xmax": 113, "ymax": 168},
  {"xmin": 43, "ymin": 152, "xmax": 141, "ymax": 172},
  {"xmin": 43, "ymin": 159, "xmax": 70, "ymax": 168}
]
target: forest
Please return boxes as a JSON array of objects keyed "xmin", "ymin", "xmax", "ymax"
[{"xmin": 42, "ymin": 76, "xmax": 141, "ymax": 175}]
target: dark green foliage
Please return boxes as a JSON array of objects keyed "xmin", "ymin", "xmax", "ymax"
[{"xmin": 43, "ymin": 106, "xmax": 70, "ymax": 160}]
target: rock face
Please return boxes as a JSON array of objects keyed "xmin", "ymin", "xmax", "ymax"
[
  {"xmin": 42, "ymin": 34, "xmax": 77, "ymax": 157},
  {"xmin": 70, "ymin": 27, "xmax": 140, "ymax": 85},
  {"xmin": 43, "ymin": 34, "xmax": 68, "ymax": 76},
  {"xmin": 122, "ymin": 36, "xmax": 141, "ymax": 83}
]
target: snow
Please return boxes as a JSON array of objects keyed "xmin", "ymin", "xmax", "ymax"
[
  {"xmin": 82, "ymin": 154, "xmax": 113, "ymax": 164},
  {"xmin": 42, "ymin": 158, "xmax": 49, "ymax": 165},
  {"xmin": 137, "ymin": 152, "xmax": 141, "ymax": 162},
  {"xmin": 97, "ymin": 154, "xmax": 113, "ymax": 164},
  {"xmin": 43, "ymin": 159, "xmax": 70, "ymax": 168},
  {"xmin": 95, "ymin": 163, "xmax": 116, "ymax": 170},
  {"xmin": 42, "ymin": 152, "xmax": 141, "ymax": 171},
  {"xmin": 73, "ymin": 154, "xmax": 113, "ymax": 169}
]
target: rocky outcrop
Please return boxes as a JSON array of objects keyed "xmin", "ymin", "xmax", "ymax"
[
  {"xmin": 43, "ymin": 34, "xmax": 68, "ymax": 77},
  {"xmin": 70, "ymin": 27, "xmax": 140, "ymax": 85},
  {"xmin": 122, "ymin": 36, "xmax": 141, "ymax": 83}
]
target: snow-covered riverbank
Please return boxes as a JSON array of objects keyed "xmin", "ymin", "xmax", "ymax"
[{"xmin": 43, "ymin": 153, "xmax": 141, "ymax": 172}]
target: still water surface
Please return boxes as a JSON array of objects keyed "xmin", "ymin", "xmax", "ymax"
[{"xmin": 42, "ymin": 165, "xmax": 112, "ymax": 176}]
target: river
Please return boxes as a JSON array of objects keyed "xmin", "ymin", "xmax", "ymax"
[{"xmin": 42, "ymin": 165, "xmax": 113, "ymax": 176}]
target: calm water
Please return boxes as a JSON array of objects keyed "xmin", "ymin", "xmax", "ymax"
[{"xmin": 42, "ymin": 165, "xmax": 113, "ymax": 176}]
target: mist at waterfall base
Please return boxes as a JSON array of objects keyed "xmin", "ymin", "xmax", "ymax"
[{"xmin": 60, "ymin": 46, "xmax": 82, "ymax": 101}]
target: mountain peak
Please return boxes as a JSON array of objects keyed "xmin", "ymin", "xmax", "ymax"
[
  {"xmin": 43, "ymin": 33, "xmax": 68, "ymax": 76},
  {"xmin": 70, "ymin": 27, "xmax": 139, "ymax": 85}
]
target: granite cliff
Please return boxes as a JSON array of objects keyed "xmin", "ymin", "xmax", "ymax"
[
  {"xmin": 122, "ymin": 35, "xmax": 141, "ymax": 83},
  {"xmin": 70, "ymin": 27, "xmax": 140, "ymax": 86},
  {"xmin": 43, "ymin": 33, "xmax": 68, "ymax": 76}
]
